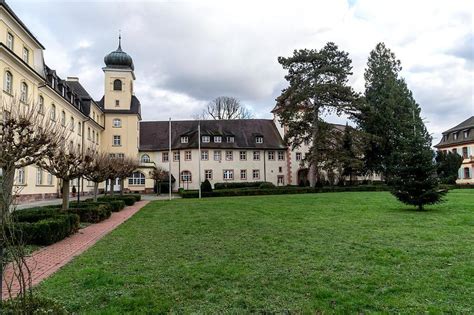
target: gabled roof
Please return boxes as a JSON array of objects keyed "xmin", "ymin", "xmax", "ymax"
[
  {"xmin": 0, "ymin": 0, "xmax": 45, "ymax": 49},
  {"xmin": 435, "ymin": 116, "xmax": 474, "ymax": 148},
  {"xmin": 139, "ymin": 119, "xmax": 286, "ymax": 151},
  {"xmin": 97, "ymin": 95, "xmax": 141, "ymax": 119}
]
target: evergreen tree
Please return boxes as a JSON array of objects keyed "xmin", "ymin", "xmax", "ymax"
[
  {"xmin": 201, "ymin": 179, "xmax": 213, "ymax": 193},
  {"xmin": 354, "ymin": 43, "xmax": 417, "ymax": 177},
  {"xmin": 275, "ymin": 42, "xmax": 357, "ymax": 186},
  {"xmin": 435, "ymin": 151, "xmax": 463, "ymax": 184},
  {"xmin": 339, "ymin": 124, "xmax": 364, "ymax": 185},
  {"xmin": 389, "ymin": 109, "xmax": 445, "ymax": 210}
]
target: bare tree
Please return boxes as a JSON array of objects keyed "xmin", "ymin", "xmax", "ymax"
[
  {"xmin": 0, "ymin": 96, "xmax": 67, "ymax": 300},
  {"xmin": 150, "ymin": 167, "xmax": 168, "ymax": 195},
  {"xmin": 113, "ymin": 157, "xmax": 139, "ymax": 196},
  {"xmin": 197, "ymin": 96, "xmax": 253, "ymax": 120},
  {"xmin": 40, "ymin": 146, "xmax": 93, "ymax": 210},
  {"xmin": 83, "ymin": 152, "xmax": 113, "ymax": 202}
]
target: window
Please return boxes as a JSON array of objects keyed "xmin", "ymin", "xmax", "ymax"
[
  {"xmin": 61, "ymin": 111, "xmax": 66, "ymax": 126},
  {"xmin": 117, "ymin": 153, "xmax": 125, "ymax": 159},
  {"xmin": 452, "ymin": 148, "xmax": 457, "ymax": 155},
  {"xmin": 96, "ymin": 133, "xmax": 99, "ymax": 144},
  {"xmin": 256, "ymin": 136, "xmax": 263, "ymax": 144},
  {"xmin": 201, "ymin": 150, "xmax": 209, "ymax": 160},
  {"xmin": 78, "ymin": 122, "xmax": 82, "ymax": 136},
  {"xmin": 240, "ymin": 151, "xmax": 247, "ymax": 161},
  {"xmin": 214, "ymin": 136, "xmax": 222, "ymax": 143},
  {"xmin": 129, "ymin": 172, "xmax": 145, "ymax": 185},
  {"xmin": 113, "ymin": 79, "xmax": 122, "ymax": 91},
  {"xmin": 113, "ymin": 118, "xmax": 122, "ymax": 128},
  {"xmin": 268, "ymin": 151, "xmax": 275, "ymax": 160},
  {"xmin": 462, "ymin": 147, "xmax": 468, "ymax": 159},
  {"xmin": 240, "ymin": 169, "xmax": 247, "ymax": 180},
  {"xmin": 464, "ymin": 130, "xmax": 469, "ymax": 139},
  {"xmin": 202, "ymin": 135, "xmax": 210, "ymax": 143},
  {"xmin": 225, "ymin": 151, "xmax": 233, "ymax": 161},
  {"xmin": 278, "ymin": 151, "xmax": 285, "ymax": 161},
  {"xmin": 50, "ymin": 104, "xmax": 56, "ymax": 121},
  {"xmin": 36, "ymin": 167, "xmax": 43, "ymax": 185},
  {"xmin": 113, "ymin": 135, "xmax": 121, "ymax": 146},
  {"xmin": 181, "ymin": 170, "xmax": 192, "ymax": 182},
  {"xmin": 205, "ymin": 170, "xmax": 213, "ymax": 180},
  {"xmin": 226, "ymin": 136, "xmax": 234, "ymax": 143},
  {"xmin": 17, "ymin": 168, "xmax": 25, "ymax": 185},
  {"xmin": 304, "ymin": 139, "xmax": 310, "ymax": 146},
  {"xmin": 115, "ymin": 100, "xmax": 120, "ymax": 107},
  {"xmin": 252, "ymin": 169, "xmax": 260, "ymax": 179},
  {"xmin": 47, "ymin": 173, "xmax": 53, "ymax": 185},
  {"xmin": 279, "ymin": 166, "xmax": 283, "ymax": 173},
  {"xmin": 181, "ymin": 136, "xmax": 189, "ymax": 144},
  {"xmin": 214, "ymin": 150, "xmax": 221, "ymax": 161},
  {"xmin": 296, "ymin": 152, "xmax": 302, "ymax": 161},
  {"xmin": 92, "ymin": 130, "xmax": 95, "ymax": 143},
  {"xmin": 37, "ymin": 96, "xmax": 45, "ymax": 114},
  {"xmin": 162, "ymin": 152, "xmax": 169, "ymax": 162},
  {"xmin": 23, "ymin": 47, "xmax": 29, "ymax": 63},
  {"xmin": 4, "ymin": 71, "xmax": 12, "ymax": 94},
  {"xmin": 20, "ymin": 82, "xmax": 28, "ymax": 102},
  {"xmin": 464, "ymin": 167, "xmax": 471, "ymax": 179},
  {"xmin": 223, "ymin": 170, "xmax": 234, "ymax": 180},
  {"xmin": 185, "ymin": 150, "xmax": 192, "ymax": 161},
  {"xmin": 173, "ymin": 151, "xmax": 180, "ymax": 161},
  {"xmin": 6, "ymin": 32, "xmax": 13, "ymax": 50},
  {"xmin": 253, "ymin": 151, "xmax": 260, "ymax": 160},
  {"xmin": 453, "ymin": 132, "xmax": 458, "ymax": 140},
  {"xmin": 277, "ymin": 175, "xmax": 284, "ymax": 185},
  {"xmin": 141, "ymin": 154, "xmax": 151, "ymax": 163}
]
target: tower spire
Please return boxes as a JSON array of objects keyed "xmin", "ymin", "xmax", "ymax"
[{"xmin": 118, "ymin": 30, "xmax": 122, "ymax": 50}]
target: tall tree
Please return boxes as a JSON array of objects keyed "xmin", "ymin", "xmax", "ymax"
[
  {"xmin": 275, "ymin": 42, "xmax": 357, "ymax": 185},
  {"xmin": 354, "ymin": 42, "xmax": 418, "ymax": 178},
  {"xmin": 435, "ymin": 151, "xmax": 463, "ymax": 184},
  {"xmin": 40, "ymin": 146, "xmax": 93, "ymax": 210},
  {"xmin": 389, "ymin": 112, "xmax": 445, "ymax": 210},
  {"xmin": 150, "ymin": 166, "xmax": 168, "ymax": 195},
  {"xmin": 339, "ymin": 124, "xmax": 364, "ymax": 184},
  {"xmin": 83, "ymin": 152, "xmax": 113, "ymax": 202},
  {"xmin": 114, "ymin": 157, "xmax": 139, "ymax": 196},
  {"xmin": 197, "ymin": 96, "xmax": 253, "ymax": 120}
]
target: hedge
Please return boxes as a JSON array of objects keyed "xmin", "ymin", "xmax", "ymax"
[
  {"xmin": 181, "ymin": 184, "xmax": 389, "ymax": 198},
  {"xmin": 98, "ymin": 195, "xmax": 136, "ymax": 206},
  {"xmin": 9, "ymin": 213, "xmax": 79, "ymax": 246},
  {"xmin": 66, "ymin": 204, "xmax": 111, "ymax": 223}
]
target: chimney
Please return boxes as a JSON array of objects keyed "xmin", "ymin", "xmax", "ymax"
[{"xmin": 67, "ymin": 76, "xmax": 79, "ymax": 82}]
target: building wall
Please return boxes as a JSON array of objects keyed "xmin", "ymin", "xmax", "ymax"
[{"xmin": 438, "ymin": 144, "xmax": 474, "ymax": 185}]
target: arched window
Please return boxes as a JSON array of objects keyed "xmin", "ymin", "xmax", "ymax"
[
  {"xmin": 20, "ymin": 82, "xmax": 28, "ymax": 102},
  {"xmin": 70, "ymin": 117, "xmax": 75, "ymax": 131},
  {"xmin": 113, "ymin": 118, "xmax": 122, "ymax": 128},
  {"xmin": 61, "ymin": 110, "xmax": 66, "ymax": 126},
  {"xmin": 50, "ymin": 104, "xmax": 56, "ymax": 121},
  {"xmin": 129, "ymin": 171, "xmax": 145, "ymax": 185},
  {"xmin": 141, "ymin": 154, "xmax": 151, "ymax": 163},
  {"xmin": 38, "ymin": 96, "xmax": 44, "ymax": 114},
  {"xmin": 181, "ymin": 170, "xmax": 192, "ymax": 182},
  {"xmin": 4, "ymin": 71, "xmax": 12, "ymax": 94},
  {"xmin": 113, "ymin": 79, "xmax": 122, "ymax": 91}
]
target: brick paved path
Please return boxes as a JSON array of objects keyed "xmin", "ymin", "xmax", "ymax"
[{"xmin": 2, "ymin": 200, "xmax": 150, "ymax": 300}]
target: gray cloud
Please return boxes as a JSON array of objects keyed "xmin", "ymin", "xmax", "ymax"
[{"xmin": 10, "ymin": 0, "xmax": 473, "ymax": 141}]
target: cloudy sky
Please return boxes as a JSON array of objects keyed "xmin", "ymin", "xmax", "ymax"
[{"xmin": 10, "ymin": 0, "xmax": 473, "ymax": 143}]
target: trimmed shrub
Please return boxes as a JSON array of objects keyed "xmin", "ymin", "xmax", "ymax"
[
  {"xmin": 109, "ymin": 200, "xmax": 126, "ymax": 212},
  {"xmin": 128, "ymin": 194, "xmax": 141, "ymax": 202},
  {"xmin": 201, "ymin": 179, "xmax": 213, "ymax": 193},
  {"xmin": 9, "ymin": 213, "xmax": 79, "ymax": 246},
  {"xmin": 259, "ymin": 182, "xmax": 275, "ymax": 189},
  {"xmin": 66, "ymin": 204, "xmax": 111, "ymax": 223},
  {"xmin": 98, "ymin": 195, "xmax": 136, "ymax": 206},
  {"xmin": 214, "ymin": 181, "xmax": 270, "ymax": 190}
]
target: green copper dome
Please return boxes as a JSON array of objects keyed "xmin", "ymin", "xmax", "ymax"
[{"xmin": 104, "ymin": 35, "xmax": 134, "ymax": 70}]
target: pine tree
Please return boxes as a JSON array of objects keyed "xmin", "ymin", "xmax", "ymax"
[
  {"xmin": 435, "ymin": 151, "xmax": 463, "ymax": 184},
  {"xmin": 275, "ymin": 42, "xmax": 357, "ymax": 186},
  {"xmin": 389, "ymin": 110, "xmax": 445, "ymax": 210},
  {"xmin": 339, "ymin": 124, "xmax": 364, "ymax": 185}
]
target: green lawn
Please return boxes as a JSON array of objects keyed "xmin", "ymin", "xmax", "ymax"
[{"xmin": 37, "ymin": 190, "xmax": 473, "ymax": 313}]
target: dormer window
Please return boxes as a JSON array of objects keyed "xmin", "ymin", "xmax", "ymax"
[
  {"xmin": 62, "ymin": 86, "xmax": 65, "ymax": 97},
  {"xmin": 51, "ymin": 77, "xmax": 56, "ymax": 89},
  {"xmin": 141, "ymin": 154, "xmax": 151, "ymax": 163},
  {"xmin": 226, "ymin": 136, "xmax": 234, "ymax": 143},
  {"xmin": 453, "ymin": 132, "xmax": 458, "ymax": 140},
  {"xmin": 214, "ymin": 136, "xmax": 222, "ymax": 143},
  {"xmin": 113, "ymin": 79, "xmax": 122, "ymax": 91},
  {"xmin": 464, "ymin": 130, "xmax": 469, "ymax": 139},
  {"xmin": 202, "ymin": 135, "xmax": 210, "ymax": 143},
  {"xmin": 256, "ymin": 136, "xmax": 263, "ymax": 144},
  {"xmin": 181, "ymin": 136, "xmax": 189, "ymax": 144}
]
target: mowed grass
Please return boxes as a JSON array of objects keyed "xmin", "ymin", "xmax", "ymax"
[{"xmin": 37, "ymin": 190, "xmax": 474, "ymax": 313}]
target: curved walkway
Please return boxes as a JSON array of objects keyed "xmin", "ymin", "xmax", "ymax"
[{"xmin": 2, "ymin": 200, "xmax": 150, "ymax": 300}]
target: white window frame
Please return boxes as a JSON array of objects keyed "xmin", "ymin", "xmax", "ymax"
[
  {"xmin": 20, "ymin": 82, "xmax": 28, "ymax": 103},
  {"xmin": 141, "ymin": 154, "xmax": 151, "ymax": 163},
  {"xmin": 226, "ymin": 136, "xmax": 234, "ymax": 143},
  {"xmin": 240, "ymin": 151, "xmax": 247, "ymax": 161},
  {"xmin": 113, "ymin": 118, "xmax": 122, "ymax": 128},
  {"xmin": 268, "ymin": 151, "xmax": 275, "ymax": 160},
  {"xmin": 181, "ymin": 136, "xmax": 189, "ymax": 144},
  {"xmin": 4, "ymin": 71, "xmax": 13, "ymax": 94},
  {"xmin": 253, "ymin": 151, "xmax": 260, "ymax": 161},
  {"xmin": 185, "ymin": 150, "xmax": 192, "ymax": 161},
  {"xmin": 17, "ymin": 168, "xmax": 26, "ymax": 185},
  {"xmin": 214, "ymin": 150, "xmax": 221, "ymax": 161},
  {"xmin": 6, "ymin": 32, "xmax": 14, "ymax": 50},
  {"xmin": 296, "ymin": 152, "xmax": 302, "ymax": 161},
  {"xmin": 23, "ymin": 47, "xmax": 29, "ymax": 63},
  {"xmin": 278, "ymin": 151, "xmax": 285, "ymax": 161},
  {"xmin": 202, "ymin": 135, "xmax": 210, "ymax": 143},
  {"xmin": 205, "ymin": 170, "xmax": 213, "ymax": 180},
  {"xmin": 173, "ymin": 151, "xmax": 180, "ymax": 161},
  {"xmin": 223, "ymin": 169, "xmax": 234, "ymax": 180},
  {"xmin": 36, "ymin": 167, "xmax": 43, "ymax": 185},
  {"xmin": 252, "ymin": 169, "xmax": 260, "ymax": 179},
  {"xmin": 181, "ymin": 170, "xmax": 192, "ymax": 183},
  {"xmin": 256, "ymin": 136, "xmax": 263, "ymax": 144},
  {"xmin": 128, "ymin": 172, "xmax": 146, "ymax": 186},
  {"xmin": 214, "ymin": 136, "xmax": 222, "ymax": 143},
  {"xmin": 240, "ymin": 169, "xmax": 247, "ymax": 180},
  {"xmin": 225, "ymin": 150, "xmax": 233, "ymax": 161},
  {"xmin": 201, "ymin": 150, "xmax": 209, "ymax": 161},
  {"xmin": 162, "ymin": 152, "xmax": 169, "ymax": 162},
  {"xmin": 113, "ymin": 135, "xmax": 121, "ymax": 146}
]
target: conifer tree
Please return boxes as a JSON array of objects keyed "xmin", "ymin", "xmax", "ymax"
[{"xmin": 435, "ymin": 151, "xmax": 463, "ymax": 184}]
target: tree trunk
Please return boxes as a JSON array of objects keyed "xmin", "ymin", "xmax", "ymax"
[
  {"xmin": 61, "ymin": 180, "xmax": 70, "ymax": 211},
  {"xmin": 93, "ymin": 182, "xmax": 99, "ymax": 202},
  {"xmin": 109, "ymin": 179, "xmax": 114, "ymax": 196},
  {"xmin": 0, "ymin": 166, "xmax": 15, "ymax": 300},
  {"xmin": 310, "ymin": 105, "xmax": 320, "ymax": 187},
  {"xmin": 120, "ymin": 178, "xmax": 124, "ymax": 196},
  {"xmin": 157, "ymin": 182, "xmax": 161, "ymax": 196}
]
